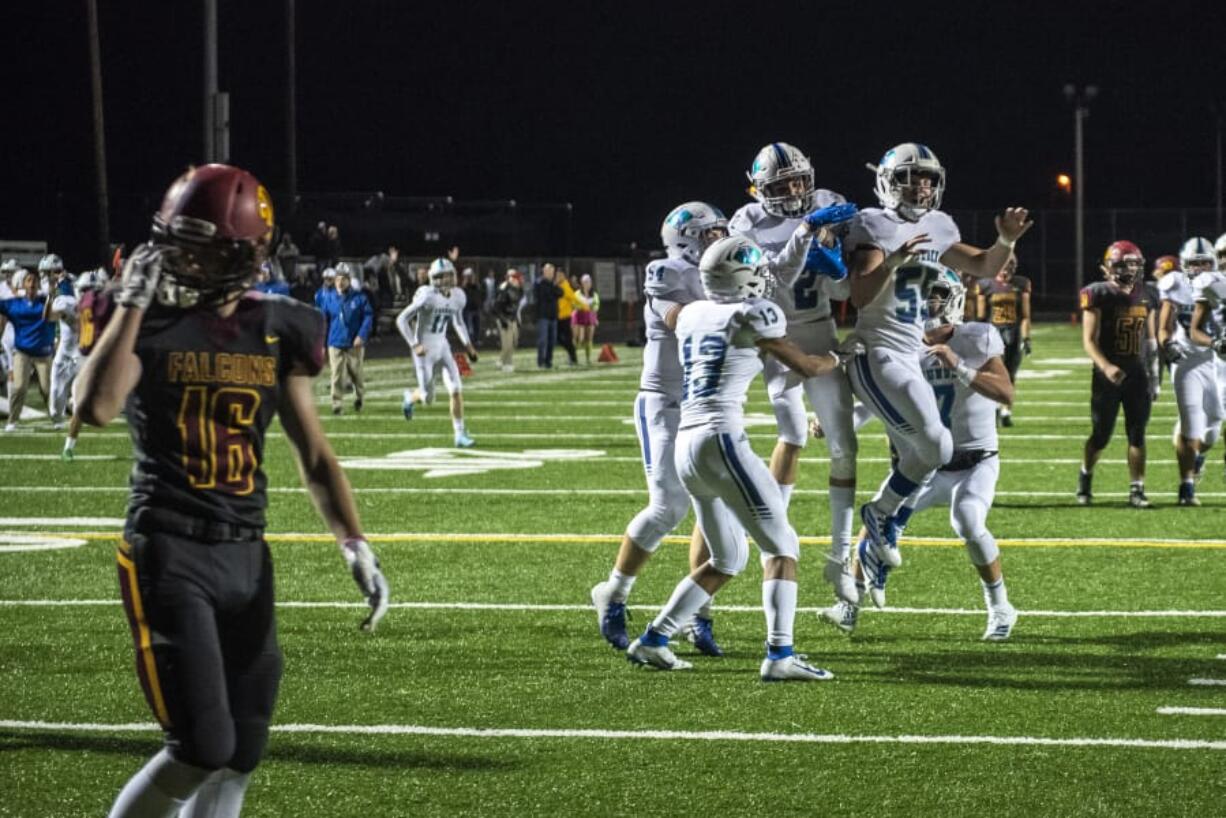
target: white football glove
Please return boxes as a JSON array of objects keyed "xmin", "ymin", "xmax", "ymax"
[
  {"xmin": 115, "ymin": 242, "xmax": 169, "ymax": 311},
  {"xmin": 340, "ymin": 537, "xmax": 390, "ymax": 632}
]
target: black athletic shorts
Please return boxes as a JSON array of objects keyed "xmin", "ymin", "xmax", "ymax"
[{"xmin": 1089, "ymin": 363, "xmax": 1151, "ymax": 449}]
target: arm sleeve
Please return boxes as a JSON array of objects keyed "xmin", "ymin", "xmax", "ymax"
[
  {"xmin": 450, "ymin": 291, "xmax": 472, "ymax": 346},
  {"xmin": 767, "ymin": 224, "xmax": 814, "ymax": 288},
  {"xmin": 396, "ymin": 290, "xmax": 427, "ymax": 345}
]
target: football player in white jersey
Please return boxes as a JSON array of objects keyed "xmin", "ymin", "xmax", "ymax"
[
  {"xmin": 846, "ymin": 142, "xmax": 1031, "ymax": 582},
  {"xmin": 625, "ymin": 236, "xmax": 843, "ymax": 681},
  {"xmin": 591, "ymin": 202, "xmax": 728, "ymax": 656},
  {"xmin": 728, "ymin": 142, "xmax": 862, "ymax": 603},
  {"xmin": 1159, "ymin": 238, "xmax": 1221, "ymax": 505},
  {"xmin": 1189, "ymin": 247, "xmax": 1226, "ymax": 485},
  {"xmin": 38, "ymin": 254, "xmax": 79, "ymax": 429},
  {"xmin": 396, "ymin": 257, "xmax": 479, "ymax": 448},
  {"xmin": 825, "ymin": 270, "xmax": 1019, "ymax": 640}
]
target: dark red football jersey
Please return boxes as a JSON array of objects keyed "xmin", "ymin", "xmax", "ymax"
[
  {"xmin": 77, "ymin": 287, "xmax": 117, "ymax": 356},
  {"xmin": 1079, "ymin": 281, "xmax": 1152, "ymax": 364},
  {"xmin": 124, "ymin": 292, "xmax": 325, "ymax": 527}
]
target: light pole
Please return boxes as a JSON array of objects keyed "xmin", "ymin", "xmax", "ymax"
[{"xmin": 1064, "ymin": 83, "xmax": 1097, "ymax": 292}]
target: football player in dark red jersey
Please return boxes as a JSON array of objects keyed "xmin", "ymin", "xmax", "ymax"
[
  {"xmin": 975, "ymin": 255, "xmax": 1031, "ymax": 426},
  {"xmin": 75, "ymin": 164, "xmax": 389, "ymax": 818},
  {"xmin": 1076, "ymin": 241, "xmax": 1159, "ymax": 508}
]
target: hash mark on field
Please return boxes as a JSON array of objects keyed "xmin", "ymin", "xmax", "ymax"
[
  {"xmin": 2, "ymin": 598, "xmax": 1226, "ymax": 618},
  {"xmin": 1157, "ymin": 707, "xmax": 1226, "ymax": 717},
  {"xmin": 1187, "ymin": 678, "xmax": 1226, "ymax": 686},
  {"xmin": 0, "ymin": 719, "xmax": 1222, "ymax": 751}
]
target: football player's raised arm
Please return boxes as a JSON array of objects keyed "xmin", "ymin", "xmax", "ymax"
[
  {"xmin": 1190, "ymin": 302, "xmax": 1215, "ymax": 347},
  {"xmin": 278, "ymin": 370, "xmax": 363, "ymax": 541},
  {"xmin": 74, "ymin": 305, "xmax": 142, "ymax": 427},
  {"xmin": 756, "ymin": 336, "xmax": 839, "ymax": 378},
  {"xmin": 941, "ymin": 208, "xmax": 1033, "ymax": 279}
]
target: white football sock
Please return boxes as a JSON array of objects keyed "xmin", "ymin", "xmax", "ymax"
[
  {"xmin": 452, "ymin": 417, "xmax": 465, "ymax": 434},
  {"xmin": 762, "ymin": 578, "xmax": 798, "ymax": 648},
  {"xmin": 179, "ymin": 768, "xmax": 251, "ymax": 818},
  {"xmin": 606, "ymin": 569, "xmax": 635, "ymax": 603},
  {"xmin": 108, "ymin": 749, "xmax": 212, "ymax": 818},
  {"xmin": 828, "ymin": 485, "xmax": 855, "ymax": 561},
  {"xmin": 649, "ymin": 576, "xmax": 711, "ymax": 638},
  {"xmin": 696, "ymin": 597, "xmax": 713, "ymax": 620},
  {"xmin": 64, "ymin": 436, "xmax": 77, "ymax": 451},
  {"xmin": 779, "ymin": 483, "xmax": 794, "ymax": 508},
  {"xmin": 981, "ymin": 577, "xmax": 1010, "ymax": 609}
]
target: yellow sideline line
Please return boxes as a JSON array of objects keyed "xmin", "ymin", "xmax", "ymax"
[{"xmin": 27, "ymin": 531, "xmax": 1226, "ymax": 550}]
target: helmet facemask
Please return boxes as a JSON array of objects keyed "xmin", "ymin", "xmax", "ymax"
[
  {"xmin": 891, "ymin": 167, "xmax": 945, "ymax": 221},
  {"xmin": 757, "ymin": 169, "xmax": 816, "ymax": 219},
  {"xmin": 924, "ymin": 275, "xmax": 966, "ymax": 331},
  {"xmin": 151, "ymin": 215, "xmax": 267, "ymax": 309},
  {"xmin": 1107, "ymin": 258, "xmax": 1142, "ymax": 288}
]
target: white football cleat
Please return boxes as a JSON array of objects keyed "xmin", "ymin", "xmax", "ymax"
[
  {"xmin": 760, "ymin": 653, "xmax": 834, "ymax": 682},
  {"xmin": 626, "ymin": 636, "xmax": 692, "ymax": 671},
  {"xmin": 820, "ymin": 600, "xmax": 859, "ymax": 634},
  {"xmin": 823, "ymin": 555, "xmax": 860, "ymax": 605},
  {"xmin": 982, "ymin": 605, "xmax": 1018, "ymax": 642}
]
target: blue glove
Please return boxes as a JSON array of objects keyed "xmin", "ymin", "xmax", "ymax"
[
  {"xmin": 804, "ymin": 237, "xmax": 848, "ymax": 281},
  {"xmin": 803, "ymin": 202, "xmax": 858, "ymax": 230}
]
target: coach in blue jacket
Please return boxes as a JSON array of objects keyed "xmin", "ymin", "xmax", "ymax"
[
  {"xmin": 0, "ymin": 269, "xmax": 55, "ymax": 431},
  {"xmin": 321, "ymin": 263, "xmax": 373, "ymax": 414}
]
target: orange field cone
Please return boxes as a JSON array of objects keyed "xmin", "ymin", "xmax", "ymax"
[
  {"xmin": 597, "ymin": 343, "xmax": 619, "ymax": 363},
  {"xmin": 455, "ymin": 352, "xmax": 473, "ymax": 376}
]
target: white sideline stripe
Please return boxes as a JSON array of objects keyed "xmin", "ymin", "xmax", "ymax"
[
  {"xmin": 5, "ymin": 485, "xmax": 1226, "ymax": 499},
  {"xmin": 1157, "ymin": 707, "xmax": 1226, "ymax": 717},
  {"xmin": 0, "ymin": 454, "xmax": 119, "ymax": 461},
  {"xmin": 1188, "ymin": 678, "xmax": 1226, "ymax": 686},
  {"xmin": 0, "ymin": 517, "xmax": 125, "ymax": 527},
  {"xmin": 0, "ymin": 719, "xmax": 1221, "ymax": 751},
  {"xmin": 2, "ymin": 598, "xmax": 1225, "ymax": 618},
  {"xmin": 1218, "ymin": 654, "xmax": 1226, "ymax": 660}
]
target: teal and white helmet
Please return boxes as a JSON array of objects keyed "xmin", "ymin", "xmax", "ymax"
[
  {"xmin": 0, "ymin": 258, "xmax": 19, "ymax": 276},
  {"xmin": 38, "ymin": 253, "xmax": 64, "ymax": 273},
  {"xmin": 75, "ymin": 267, "xmax": 109, "ymax": 297},
  {"xmin": 870, "ymin": 143, "xmax": 946, "ymax": 222},
  {"xmin": 428, "ymin": 257, "xmax": 457, "ymax": 290},
  {"xmin": 699, "ymin": 236, "xmax": 769, "ymax": 303},
  {"xmin": 1214, "ymin": 233, "xmax": 1226, "ymax": 267},
  {"xmin": 661, "ymin": 202, "xmax": 729, "ymax": 265},
  {"xmin": 1179, "ymin": 236, "xmax": 1217, "ymax": 273},
  {"xmin": 747, "ymin": 143, "xmax": 816, "ymax": 219},
  {"xmin": 923, "ymin": 264, "xmax": 966, "ymax": 331}
]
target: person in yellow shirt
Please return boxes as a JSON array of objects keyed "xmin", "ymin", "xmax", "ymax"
[
  {"xmin": 555, "ymin": 268, "xmax": 582, "ymax": 366},
  {"xmin": 572, "ymin": 273, "xmax": 601, "ymax": 364}
]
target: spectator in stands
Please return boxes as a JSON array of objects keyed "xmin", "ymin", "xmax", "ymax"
[
  {"xmin": 321, "ymin": 264, "xmax": 373, "ymax": 415},
  {"xmin": 555, "ymin": 267, "xmax": 581, "ymax": 366},
  {"xmin": 364, "ymin": 245, "xmax": 405, "ymax": 305},
  {"xmin": 534, "ymin": 263, "xmax": 563, "ymax": 369},
  {"xmin": 307, "ymin": 221, "xmax": 329, "ymax": 259},
  {"xmin": 323, "ymin": 224, "xmax": 343, "ymax": 268},
  {"xmin": 572, "ymin": 273, "xmax": 601, "ymax": 365},
  {"xmin": 0, "ymin": 268, "xmax": 55, "ymax": 431},
  {"xmin": 275, "ymin": 231, "xmax": 300, "ymax": 281},
  {"xmin": 494, "ymin": 269, "xmax": 525, "ymax": 372},
  {"xmin": 462, "ymin": 267, "xmax": 483, "ymax": 346}
]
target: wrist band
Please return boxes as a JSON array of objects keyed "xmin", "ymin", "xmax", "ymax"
[
  {"xmin": 954, "ymin": 361, "xmax": 976, "ymax": 386},
  {"xmin": 995, "ymin": 235, "xmax": 1016, "ymax": 250}
]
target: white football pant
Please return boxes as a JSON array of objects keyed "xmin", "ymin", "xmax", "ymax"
[
  {"xmin": 49, "ymin": 350, "xmax": 80, "ymax": 420},
  {"xmin": 674, "ymin": 428, "xmax": 800, "ymax": 576},
  {"xmin": 1172, "ymin": 357, "xmax": 1223, "ymax": 443},
  {"xmin": 412, "ymin": 340, "xmax": 462, "ymax": 404},
  {"xmin": 625, "ymin": 391, "xmax": 689, "ymax": 552},
  {"xmin": 907, "ymin": 455, "xmax": 1001, "ymax": 566}
]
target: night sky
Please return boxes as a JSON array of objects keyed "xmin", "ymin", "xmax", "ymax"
[{"xmin": 6, "ymin": 0, "xmax": 1226, "ymax": 265}]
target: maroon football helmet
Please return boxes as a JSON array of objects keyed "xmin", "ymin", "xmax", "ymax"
[
  {"xmin": 1102, "ymin": 240, "xmax": 1144, "ymax": 287},
  {"xmin": 151, "ymin": 163, "xmax": 275, "ymax": 307}
]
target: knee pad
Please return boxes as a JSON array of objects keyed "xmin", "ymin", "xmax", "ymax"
[
  {"xmin": 829, "ymin": 454, "xmax": 857, "ymax": 482},
  {"xmin": 625, "ymin": 494, "xmax": 689, "ymax": 554},
  {"xmin": 711, "ymin": 532, "xmax": 750, "ymax": 576},
  {"xmin": 772, "ymin": 400, "xmax": 808, "ymax": 448},
  {"xmin": 1125, "ymin": 419, "xmax": 1147, "ymax": 448},
  {"xmin": 227, "ymin": 719, "xmax": 272, "ymax": 774},
  {"xmin": 1089, "ymin": 426, "xmax": 1113, "ymax": 450},
  {"xmin": 171, "ymin": 719, "xmax": 235, "ymax": 772},
  {"xmin": 1204, "ymin": 425, "xmax": 1220, "ymax": 449},
  {"xmin": 961, "ymin": 529, "xmax": 1000, "ymax": 567}
]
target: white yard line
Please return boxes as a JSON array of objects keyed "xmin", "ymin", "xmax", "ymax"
[
  {"xmin": 4, "ymin": 485, "xmax": 1225, "ymax": 499},
  {"xmin": 2, "ymin": 598, "xmax": 1225, "ymax": 618},
  {"xmin": 0, "ymin": 719, "xmax": 1221, "ymax": 751},
  {"xmin": 1156, "ymin": 707, "xmax": 1226, "ymax": 717},
  {"xmin": 1187, "ymin": 678, "xmax": 1226, "ymax": 686}
]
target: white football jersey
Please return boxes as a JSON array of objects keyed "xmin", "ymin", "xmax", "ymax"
[
  {"xmin": 641, "ymin": 256, "xmax": 706, "ymax": 400},
  {"xmin": 676, "ymin": 297, "xmax": 787, "ymax": 433},
  {"xmin": 847, "ymin": 207, "xmax": 962, "ymax": 353},
  {"xmin": 1, "ymin": 281, "xmax": 15, "ymax": 353},
  {"xmin": 1160, "ymin": 272, "xmax": 1213, "ymax": 364},
  {"xmin": 397, "ymin": 286, "xmax": 469, "ymax": 347},
  {"xmin": 1193, "ymin": 270, "xmax": 1226, "ymax": 335},
  {"xmin": 921, "ymin": 322, "xmax": 1003, "ymax": 451},
  {"xmin": 52, "ymin": 293, "xmax": 79, "ymax": 353},
  {"xmin": 729, "ymin": 189, "xmax": 848, "ymax": 323}
]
